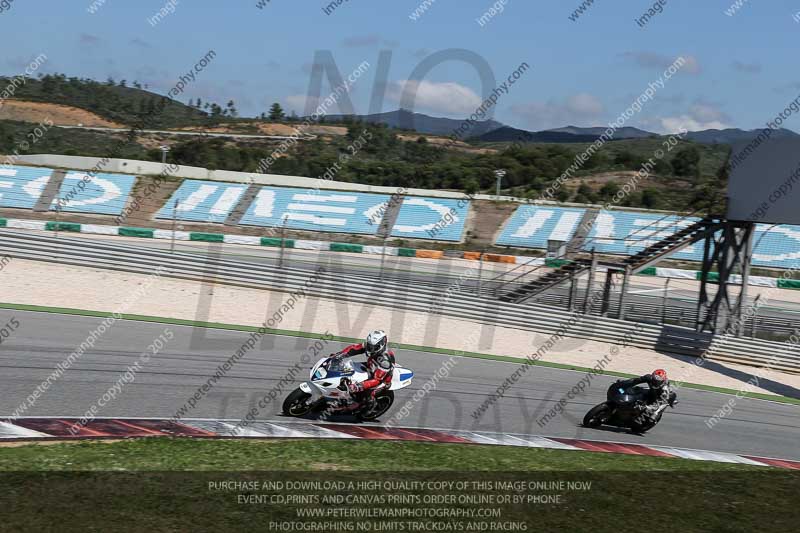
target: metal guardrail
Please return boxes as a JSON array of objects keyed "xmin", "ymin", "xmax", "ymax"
[{"xmin": 2, "ymin": 231, "xmax": 799, "ymax": 373}]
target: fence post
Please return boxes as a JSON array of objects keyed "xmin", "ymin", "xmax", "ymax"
[
  {"xmin": 54, "ymin": 202, "xmax": 60, "ymax": 240},
  {"xmin": 476, "ymin": 250, "xmax": 484, "ymax": 296},
  {"xmin": 582, "ymin": 248, "xmax": 597, "ymax": 314},
  {"xmin": 379, "ymin": 236, "xmax": 387, "ymax": 281},
  {"xmin": 750, "ymin": 294, "xmax": 761, "ymax": 338},
  {"xmin": 568, "ymin": 274, "xmax": 578, "ymax": 311},
  {"xmin": 661, "ymin": 278, "xmax": 670, "ymax": 325},
  {"xmin": 618, "ymin": 265, "xmax": 631, "ymax": 320},
  {"xmin": 170, "ymin": 198, "xmax": 179, "ymax": 254},
  {"xmin": 279, "ymin": 219, "xmax": 287, "ymax": 268}
]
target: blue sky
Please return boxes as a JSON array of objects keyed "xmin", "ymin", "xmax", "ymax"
[{"xmin": 2, "ymin": 0, "xmax": 799, "ymax": 133}]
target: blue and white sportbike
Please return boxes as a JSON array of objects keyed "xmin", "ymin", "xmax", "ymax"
[{"xmin": 282, "ymin": 355, "xmax": 414, "ymax": 421}]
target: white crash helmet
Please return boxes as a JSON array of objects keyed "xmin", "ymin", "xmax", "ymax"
[{"xmin": 364, "ymin": 330, "xmax": 388, "ymax": 358}]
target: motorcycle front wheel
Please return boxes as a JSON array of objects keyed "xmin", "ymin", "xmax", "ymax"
[
  {"xmin": 283, "ymin": 388, "xmax": 313, "ymax": 417},
  {"xmin": 631, "ymin": 410, "xmax": 662, "ymax": 434},
  {"xmin": 583, "ymin": 402, "xmax": 612, "ymax": 428}
]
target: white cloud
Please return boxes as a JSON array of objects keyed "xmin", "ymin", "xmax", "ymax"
[
  {"xmin": 656, "ymin": 101, "xmax": 731, "ymax": 132},
  {"xmin": 659, "ymin": 115, "xmax": 729, "ymax": 133},
  {"xmin": 387, "ymin": 80, "xmax": 482, "ymax": 116},
  {"xmin": 510, "ymin": 93, "xmax": 606, "ymax": 129}
]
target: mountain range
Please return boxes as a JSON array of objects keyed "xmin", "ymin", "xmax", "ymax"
[
  {"xmin": 323, "ymin": 108, "xmax": 503, "ymax": 137},
  {"xmin": 321, "ymin": 109, "xmax": 798, "ymax": 145}
]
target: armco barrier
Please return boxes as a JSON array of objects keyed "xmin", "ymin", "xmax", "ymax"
[
  {"xmin": 1, "ymin": 230, "xmax": 799, "ymax": 373},
  {"xmin": 0, "ymin": 216, "xmax": 797, "ymax": 290}
]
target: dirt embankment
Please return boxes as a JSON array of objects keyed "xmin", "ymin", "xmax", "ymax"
[{"xmin": 0, "ymin": 100, "xmax": 123, "ymax": 128}]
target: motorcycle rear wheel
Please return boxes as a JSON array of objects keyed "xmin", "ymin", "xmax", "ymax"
[
  {"xmin": 583, "ymin": 402, "xmax": 612, "ymax": 428},
  {"xmin": 283, "ymin": 388, "xmax": 313, "ymax": 417}
]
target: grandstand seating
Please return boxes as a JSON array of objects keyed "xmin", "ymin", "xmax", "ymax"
[
  {"xmin": 0, "ymin": 165, "xmax": 135, "ymax": 215},
  {"xmin": 159, "ymin": 181, "xmax": 470, "ymax": 241},
  {"xmin": 156, "ymin": 179, "xmax": 247, "ymax": 224},
  {"xmin": 1, "ymin": 164, "xmax": 799, "ymax": 269},
  {"xmin": 0, "ymin": 166, "xmax": 53, "ymax": 209},
  {"xmin": 498, "ymin": 205, "xmax": 800, "ymax": 269},
  {"xmin": 56, "ymin": 171, "xmax": 136, "ymax": 215},
  {"xmin": 496, "ymin": 206, "xmax": 586, "ymax": 248}
]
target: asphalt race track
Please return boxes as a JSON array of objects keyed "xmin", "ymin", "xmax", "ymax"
[{"xmin": 1, "ymin": 309, "xmax": 798, "ymax": 460}]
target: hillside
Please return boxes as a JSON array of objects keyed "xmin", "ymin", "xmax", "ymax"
[
  {"xmin": 0, "ymin": 100, "xmax": 124, "ymax": 128},
  {"xmin": 0, "ymin": 116, "xmax": 730, "ymax": 212},
  {"xmin": 323, "ymin": 109, "xmax": 503, "ymax": 136},
  {"xmin": 474, "ymin": 126, "xmax": 601, "ymax": 143},
  {"xmin": 546, "ymin": 125, "xmax": 657, "ymax": 139},
  {"xmin": 685, "ymin": 127, "xmax": 799, "ymax": 144},
  {"xmin": 0, "ymin": 74, "xmax": 207, "ymax": 128}
]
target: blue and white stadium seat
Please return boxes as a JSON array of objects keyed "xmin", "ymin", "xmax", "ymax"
[
  {"xmin": 391, "ymin": 197, "xmax": 468, "ymax": 241},
  {"xmin": 585, "ymin": 211, "xmax": 703, "ymax": 261},
  {"xmin": 495, "ymin": 206, "xmax": 800, "ymax": 270},
  {"xmin": 0, "ymin": 166, "xmax": 135, "ymax": 215},
  {"xmin": 237, "ymin": 187, "xmax": 392, "ymax": 235},
  {"xmin": 496, "ymin": 206, "xmax": 586, "ymax": 248},
  {"xmin": 54, "ymin": 171, "xmax": 136, "ymax": 215},
  {"xmin": 0, "ymin": 166, "xmax": 54, "ymax": 209},
  {"xmin": 155, "ymin": 179, "xmax": 248, "ymax": 224},
  {"xmin": 159, "ymin": 181, "xmax": 470, "ymax": 241},
  {"xmin": 751, "ymin": 225, "xmax": 800, "ymax": 269}
]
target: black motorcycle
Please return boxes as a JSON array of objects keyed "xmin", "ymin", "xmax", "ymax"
[{"xmin": 583, "ymin": 385, "xmax": 675, "ymax": 433}]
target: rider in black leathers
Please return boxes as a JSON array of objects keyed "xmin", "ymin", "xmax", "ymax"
[{"xmin": 610, "ymin": 369, "xmax": 677, "ymax": 423}]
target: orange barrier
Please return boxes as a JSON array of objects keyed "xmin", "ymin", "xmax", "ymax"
[
  {"xmin": 415, "ymin": 249, "xmax": 445, "ymax": 259},
  {"xmin": 462, "ymin": 251, "xmax": 482, "ymax": 261},
  {"xmin": 483, "ymin": 253, "xmax": 516, "ymax": 264}
]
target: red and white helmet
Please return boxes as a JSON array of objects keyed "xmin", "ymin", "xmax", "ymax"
[{"xmin": 652, "ymin": 369, "xmax": 668, "ymax": 387}]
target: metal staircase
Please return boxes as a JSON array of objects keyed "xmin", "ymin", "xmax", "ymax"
[
  {"xmin": 498, "ymin": 259, "xmax": 591, "ymax": 303},
  {"xmin": 498, "ymin": 217, "xmax": 718, "ymax": 304},
  {"xmin": 620, "ymin": 217, "xmax": 716, "ymax": 273}
]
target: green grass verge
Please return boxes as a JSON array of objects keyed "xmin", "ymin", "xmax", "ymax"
[
  {"xmin": 0, "ymin": 438, "xmax": 775, "ymax": 472},
  {"xmin": 2, "ymin": 301, "xmax": 798, "ymax": 406},
  {"xmin": 0, "ymin": 439, "xmax": 796, "ymax": 531}
]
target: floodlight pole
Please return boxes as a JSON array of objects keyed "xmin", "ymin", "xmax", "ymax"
[{"xmin": 494, "ymin": 169, "xmax": 506, "ymax": 199}]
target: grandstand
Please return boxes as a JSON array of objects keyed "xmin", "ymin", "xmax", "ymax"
[{"xmin": 2, "ymin": 160, "xmax": 800, "ymax": 271}]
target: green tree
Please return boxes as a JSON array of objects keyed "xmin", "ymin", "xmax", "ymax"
[
  {"xmin": 653, "ymin": 158, "xmax": 672, "ymax": 176},
  {"xmin": 226, "ymin": 100, "xmax": 238, "ymax": 118},
  {"xmin": 671, "ymin": 146, "xmax": 701, "ymax": 178},
  {"xmin": 268, "ymin": 103, "xmax": 285, "ymax": 121},
  {"xmin": 573, "ymin": 183, "xmax": 597, "ymax": 204},
  {"xmin": 599, "ymin": 181, "xmax": 620, "ymax": 199},
  {"xmin": 464, "ymin": 178, "xmax": 480, "ymax": 195},
  {"xmin": 640, "ymin": 188, "xmax": 661, "ymax": 209}
]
